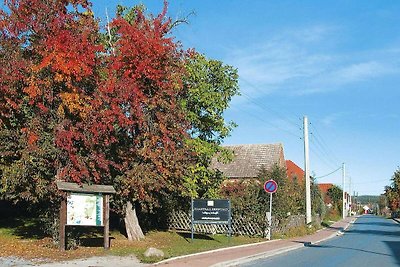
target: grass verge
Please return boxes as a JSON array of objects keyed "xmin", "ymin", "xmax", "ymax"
[
  {"xmin": 109, "ymin": 231, "xmax": 265, "ymax": 263},
  {"xmin": 0, "ymin": 217, "xmax": 265, "ymax": 264}
]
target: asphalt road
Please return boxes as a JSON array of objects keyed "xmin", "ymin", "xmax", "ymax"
[{"xmin": 241, "ymin": 215, "xmax": 400, "ymax": 267}]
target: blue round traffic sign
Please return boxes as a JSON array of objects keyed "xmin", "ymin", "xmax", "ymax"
[{"xmin": 264, "ymin": 179, "xmax": 278, "ymax": 193}]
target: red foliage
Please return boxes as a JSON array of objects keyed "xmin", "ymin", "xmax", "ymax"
[
  {"xmin": 1, "ymin": 0, "xmax": 191, "ymax": 208},
  {"xmin": 53, "ymin": 2, "xmax": 191, "ymax": 206}
]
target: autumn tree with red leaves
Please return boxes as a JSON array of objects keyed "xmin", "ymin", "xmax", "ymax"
[
  {"xmin": 60, "ymin": 4, "xmax": 193, "ymax": 240},
  {"xmin": 0, "ymin": 1, "xmax": 239, "ymax": 242},
  {"xmin": 0, "ymin": 0, "xmax": 101, "ymax": 205}
]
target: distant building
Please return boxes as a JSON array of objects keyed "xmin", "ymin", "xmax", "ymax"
[
  {"xmin": 318, "ymin": 183, "xmax": 351, "ymax": 211},
  {"xmin": 286, "ymin": 160, "xmax": 304, "ymax": 182},
  {"xmin": 211, "ymin": 143, "xmax": 285, "ymax": 180},
  {"xmin": 318, "ymin": 183, "xmax": 334, "ymax": 207}
]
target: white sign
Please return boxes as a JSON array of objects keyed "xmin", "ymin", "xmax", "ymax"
[{"xmin": 67, "ymin": 193, "xmax": 103, "ymax": 226}]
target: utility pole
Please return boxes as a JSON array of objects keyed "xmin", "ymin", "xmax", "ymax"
[
  {"xmin": 303, "ymin": 116, "xmax": 312, "ymax": 224},
  {"xmin": 342, "ymin": 162, "xmax": 346, "ymax": 219},
  {"xmin": 349, "ymin": 177, "xmax": 352, "ymax": 216}
]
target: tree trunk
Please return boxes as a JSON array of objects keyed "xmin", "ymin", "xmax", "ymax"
[{"xmin": 124, "ymin": 201, "xmax": 145, "ymax": 241}]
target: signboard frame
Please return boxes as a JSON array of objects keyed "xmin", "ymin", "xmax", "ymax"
[
  {"xmin": 57, "ymin": 181, "xmax": 116, "ymax": 251},
  {"xmin": 191, "ymin": 199, "xmax": 232, "ymax": 241}
]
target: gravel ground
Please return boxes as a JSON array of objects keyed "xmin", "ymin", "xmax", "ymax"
[
  {"xmin": 0, "ymin": 256, "xmax": 35, "ymax": 267},
  {"xmin": 0, "ymin": 255, "xmax": 147, "ymax": 267}
]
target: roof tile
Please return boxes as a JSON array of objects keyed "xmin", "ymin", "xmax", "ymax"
[{"xmin": 211, "ymin": 143, "xmax": 285, "ymax": 178}]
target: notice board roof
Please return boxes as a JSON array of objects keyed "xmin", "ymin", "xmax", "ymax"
[{"xmin": 56, "ymin": 181, "xmax": 116, "ymax": 194}]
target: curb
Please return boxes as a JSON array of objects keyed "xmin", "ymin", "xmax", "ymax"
[
  {"xmin": 154, "ymin": 239, "xmax": 281, "ymax": 266},
  {"xmin": 209, "ymin": 243, "xmax": 304, "ymax": 267}
]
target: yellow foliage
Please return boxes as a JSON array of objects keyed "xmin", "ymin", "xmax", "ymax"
[{"xmin": 60, "ymin": 92, "xmax": 91, "ymax": 118}]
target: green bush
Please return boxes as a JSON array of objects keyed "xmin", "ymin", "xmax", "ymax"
[
  {"xmin": 220, "ymin": 164, "xmax": 325, "ymax": 235},
  {"xmin": 220, "ymin": 164, "xmax": 307, "ymax": 223}
]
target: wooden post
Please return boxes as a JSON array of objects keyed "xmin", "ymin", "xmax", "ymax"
[
  {"xmin": 103, "ymin": 194, "xmax": 110, "ymax": 249},
  {"xmin": 59, "ymin": 196, "xmax": 67, "ymax": 251}
]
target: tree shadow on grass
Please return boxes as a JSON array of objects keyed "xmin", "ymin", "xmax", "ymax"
[
  {"xmin": 0, "ymin": 217, "xmax": 48, "ymax": 240},
  {"xmin": 0, "ymin": 217, "xmax": 114, "ymax": 248},
  {"xmin": 0, "ymin": 201, "xmax": 49, "ymax": 239},
  {"xmin": 176, "ymin": 232, "xmax": 219, "ymax": 243},
  {"xmin": 66, "ymin": 226, "xmax": 116, "ymax": 248},
  {"xmin": 78, "ymin": 236, "xmax": 116, "ymax": 247}
]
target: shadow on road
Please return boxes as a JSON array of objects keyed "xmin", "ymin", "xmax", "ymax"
[
  {"xmin": 353, "ymin": 221, "xmax": 400, "ymax": 227},
  {"xmin": 383, "ymin": 241, "xmax": 400, "ymax": 266},
  {"xmin": 305, "ymin": 243, "xmax": 393, "ymax": 257},
  {"xmin": 345, "ymin": 228, "xmax": 400, "ymax": 238}
]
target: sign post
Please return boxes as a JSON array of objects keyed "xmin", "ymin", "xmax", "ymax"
[
  {"xmin": 191, "ymin": 199, "xmax": 231, "ymax": 241},
  {"xmin": 263, "ymin": 179, "xmax": 278, "ymax": 240}
]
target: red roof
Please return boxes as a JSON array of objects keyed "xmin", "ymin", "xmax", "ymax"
[
  {"xmin": 286, "ymin": 160, "xmax": 304, "ymax": 182},
  {"xmin": 318, "ymin": 183, "xmax": 334, "ymax": 205},
  {"xmin": 318, "ymin": 183, "xmax": 334, "ymax": 194}
]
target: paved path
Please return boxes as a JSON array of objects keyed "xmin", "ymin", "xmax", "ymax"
[
  {"xmin": 0, "ymin": 255, "xmax": 146, "ymax": 267},
  {"xmin": 155, "ymin": 216, "xmax": 355, "ymax": 267},
  {"xmin": 35, "ymin": 255, "xmax": 145, "ymax": 267},
  {"xmin": 241, "ymin": 215, "xmax": 400, "ymax": 267}
]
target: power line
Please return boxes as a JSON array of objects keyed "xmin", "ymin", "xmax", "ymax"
[
  {"xmin": 309, "ymin": 137, "xmax": 339, "ymax": 170},
  {"xmin": 309, "ymin": 132, "xmax": 338, "ymax": 165},
  {"xmin": 309, "ymin": 122, "xmax": 340, "ymax": 165},
  {"xmin": 314, "ymin": 166, "xmax": 342, "ymax": 179},
  {"xmin": 309, "ymin": 145, "xmax": 339, "ymax": 171},
  {"xmin": 230, "ymin": 84, "xmax": 346, "ymax": 184},
  {"xmin": 307, "ymin": 119, "xmax": 343, "ymax": 178},
  {"xmin": 229, "ymin": 104, "xmax": 303, "ymax": 139},
  {"xmin": 238, "ymin": 77, "xmax": 302, "ymax": 129},
  {"xmin": 240, "ymin": 92, "xmax": 302, "ymax": 130}
]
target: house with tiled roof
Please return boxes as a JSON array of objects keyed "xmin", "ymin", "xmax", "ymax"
[
  {"xmin": 286, "ymin": 160, "xmax": 304, "ymax": 182},
  {"xmin": 318, "ymin": 183, "xmax": 351, "ymax": 213},
  {"xmin": 318, "ymin": 183, "xmax": 334, "ymax": 207},
  {"xmin": 211, "ymin": 143, "xmax": 285, "ymax": 179}
]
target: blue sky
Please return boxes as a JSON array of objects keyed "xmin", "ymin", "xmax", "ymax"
[
  {"xmin": 93, "ymin": 0, "xmax": 400, "ymax": 195},
  {"xmin": 3, "ymin": 1, "xmax": 399, "ymax": 195}
]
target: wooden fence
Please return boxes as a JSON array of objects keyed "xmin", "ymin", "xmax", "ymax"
[{"xmin": 168, "ymin": 210, "xmax": 315, "ymax": 237}]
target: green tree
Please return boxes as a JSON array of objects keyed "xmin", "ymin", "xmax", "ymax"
[
  {"xmin": 181, "ymin": 52, "xmax": 239, "ymax": 199},
  {"xmin": 385, "ymin": 168, "xmax": 400, "ymax": 214},
  {"xmin": 310, "ymin": 177, "xmax": 325, "ymax": 218},
  {"xmin": 327, "ymin": 185, "xmax": 343, "ymax": 204},
  {"xmin": 327, "ymin": 184, "xmax": 343, "ymax": 215},
  {"xmin": 378, "ymin": 194, "xmax": 388, "ymax": 216},
  {"xmin": 258, "ymin": 164, "xmax": 303, "ymax": 219}
]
